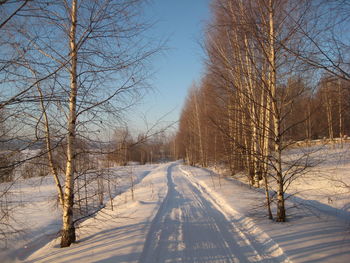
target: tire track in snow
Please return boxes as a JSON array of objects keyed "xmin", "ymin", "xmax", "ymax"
[
  {"xmin": 180, "ymin": 166, "xmax": 291, "ymax": 263},
  {"xmin": 139, "ymin": 163, "xmax": 275, "ymax": 263}
]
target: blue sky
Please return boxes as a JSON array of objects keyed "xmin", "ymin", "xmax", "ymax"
[{"xmin": 129, "ymin": 0, "xmax": 211, "ymax": 132}]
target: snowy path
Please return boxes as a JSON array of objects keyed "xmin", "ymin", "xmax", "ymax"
[
  {"xmin": 4, "ymin": 161, "xmax": 350, "ymax": 262},
  {"xmin": 139, "ymin": 164, "xmax": 276, "ymax": 263},
  {"xmin": 23, "ymin": 163, "xmax": 287, "ymax": 263}
]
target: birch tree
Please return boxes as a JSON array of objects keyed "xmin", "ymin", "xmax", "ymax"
[{"xmin": 7, "ymin": 0, "xmax": 159, "ymax": 247}]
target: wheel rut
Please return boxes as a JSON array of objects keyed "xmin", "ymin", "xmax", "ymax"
[{"xmin": 139, "ymin": 164, "xmax": 273, "ymax": 263}]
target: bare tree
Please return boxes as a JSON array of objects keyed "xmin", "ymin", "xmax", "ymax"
[{"xmin": 3, "ymin": 0, "xmax": 161, "ymax": 247}]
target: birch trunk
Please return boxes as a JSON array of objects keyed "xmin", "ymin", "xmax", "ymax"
[
  {"xmin": 194, "ymin": 90, "xmax": 205, "ymax": 166},
  {"xmin": 243, "ymin": 35, "xmax": 259, "ymax": 186},
  {"xmin": 268, "ymin": 0, "xmax": 286, "ymax": 222},
  {"xmin": 261, "ymin": 71, "xmax": 273, "ymax": 220},
  {"xmin": 227, "ymin": 92, "xmax": 235, "ymax": 172},
  {"xmin": 306, "ymin": 102, "xmax": 311, "ymax": 140},
  {"xmin": 30, "ymin": 68, "xmax": 64, "ymax": 208},
  {"xmin": 325, "ymin": 82, "xmax": 334, "ymax": 140},
  {"xmin": 338, "ymin": 79, "xmax": 343, "ymax": 143},
  {"xmin": 61, "ymin": 0, "xmax": 78, "ymax": 247}
]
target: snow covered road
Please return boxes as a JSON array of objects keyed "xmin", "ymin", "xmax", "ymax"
[
  {"xmin": 140, "ymin": 164, "xmax": 272, "ymax": 263},
  {"xmin": 22, "ymin": 162, "xmax": 288, "ymax": 263},
  {"xmin": 3, "ymin": 160, "xmax": 350, "ymax": 262}
]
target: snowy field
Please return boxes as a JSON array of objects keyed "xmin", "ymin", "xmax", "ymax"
[
  {"xmin": 0, "ymin": 164, "xmax": 158, "ymax": 262},
  {"xmin": 286, "ymin": 143, "xmax": 350, "ymax": 216},
  {"xmin": 223, "ymin": 143, "xmax": 350, "ymax": 217},
  {"xmin": 0, "ymin": 144, "xmax": 350, "ymax": 262}
]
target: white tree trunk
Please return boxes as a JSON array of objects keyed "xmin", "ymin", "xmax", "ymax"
[
  {"xmin": 268, "ymin": 0, "xmax": 285, "ymax": 222},
  {"xmin": 61, "ymin": 0, "xmax": 78, "ymax": 247}
]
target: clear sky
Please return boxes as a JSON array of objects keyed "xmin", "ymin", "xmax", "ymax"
[{"xmin": 129, "ymin": 0, "xmax": 211, "ymax": 132}]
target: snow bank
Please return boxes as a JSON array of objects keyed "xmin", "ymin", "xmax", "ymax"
[
  {"xmin": 24, "ymin": 163, "xmax": 172, "ymax": 263},
  {"xmin": 180, "ymin": 160, "xmax": 350, "ymax": 263},
  {"xmin": 0, "ymin": 164, "xmax": 160, "ymax": 262},
  {"xmin": 179, "ymin": 166, "xmax": 291, "ymax": 263}
]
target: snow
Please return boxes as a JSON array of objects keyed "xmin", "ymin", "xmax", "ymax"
[
  {"xmin": 180, "ymin": 142, "xmax": 350, "ymax": 262},
  {"xmin": 0, "ymin": 164, "xmax": 158, "ymax": 262},
  {"xmin": 25, "ymin": 163, "xmax": 170, "ymax": 263},
  {"xmin": 140, "ymin": 164, "xmax": 276, "ymax": 263},
  {"xmin": 285, "ymin": 144, "xmax": 350, "ymax": 217},
  {"xmin": 1, "ymin": 144, "xmax": 350, "ymax": 262},
  {"xmin": 180, "ymin": 164, "xmax": 350, "ymax": 262}
]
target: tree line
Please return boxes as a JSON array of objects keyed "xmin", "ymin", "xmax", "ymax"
[{"xmin": 176, "ymin": 0, "xmax": 350, "ymax": 222}]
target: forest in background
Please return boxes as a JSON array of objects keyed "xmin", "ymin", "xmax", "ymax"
[{"xmin": 175, "ymin": 0, "xmax": 350, "ymax": 222}]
